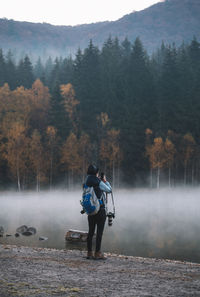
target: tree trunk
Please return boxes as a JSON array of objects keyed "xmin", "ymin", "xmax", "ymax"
[
  {"xmin": 157, "ymin": 167, "xmax": 160, "ymax": 189},
  {"xmin": 192, "ymin": 163, "xmax": 194, "ymax": 187},
  {"xmin": 184, "ymin": 164, "xmax": 187, "ymax": 186},
  {"xmin": 16, "ymin": 155, "xmax": 21, "ymax": 191},
  {"xmin": 36, "ymin": 169, "xmax": 40, "ymax": 192},
  {"xmin": 17, "ymin": 172, "xmax": 21, "ymax": 191},
  {"xmin": 68, "ymin": 172, "xmax": 70, "ymax": 190},
  {"xmin": 82, "ymin": 160, "xmax": 85, "ymax": 184},
  {"xmin": 116, "ymin": 164, "xmax": 120, "ymax": 189},
  {"xmin": 71, "ymin": 169, "xmax": 74, "ymax": 190},
  {"xmin": 50, "ymin": 153, "xmax": 53, "ymax": 190},
  {"xmin": 168, "ymin": 166, "xmax": 171, "ymax": 188},
  {"xmin": 150, "ymin": 168, "xmax": 153, "ymax": 188},
  {"xmin": 112, "ymin": 160, "xmax": 115, "ymax": 190}
]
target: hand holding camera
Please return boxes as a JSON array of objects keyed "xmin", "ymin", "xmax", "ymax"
[{"xmin": 100, "ymin": 172, "xmax": 106, "ymax": 183}]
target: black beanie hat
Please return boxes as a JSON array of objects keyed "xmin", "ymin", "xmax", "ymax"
[{"xmin": 87, "ymin": 164, "xmax": 99, "ymax": 175}]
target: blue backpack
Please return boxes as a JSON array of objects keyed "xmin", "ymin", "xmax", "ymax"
[{"xmin": 81, "ymin": 184, "xmax": 100, "ymax": 215}]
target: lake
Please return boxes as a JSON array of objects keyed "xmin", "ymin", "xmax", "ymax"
[{"xmin": 0, "ymin": 188, "xmax": 200, "ymax": 263}]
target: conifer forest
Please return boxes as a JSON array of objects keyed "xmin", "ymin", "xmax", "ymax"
[{"xmin": 0, "ymin": 36, "xmax": 200, "ymax": 190}]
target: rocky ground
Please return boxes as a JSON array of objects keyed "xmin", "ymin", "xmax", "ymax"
[{"xmin": 0, "ymin": 244, "xmax": 200, "ymax": 297}]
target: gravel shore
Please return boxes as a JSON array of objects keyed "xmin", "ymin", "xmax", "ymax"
[{"xmin": 0, "ymin": 244, "xmax": 200, "ymax": 297}]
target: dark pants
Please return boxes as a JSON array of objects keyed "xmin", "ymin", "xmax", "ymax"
[{"xmin": 87, "ymin": 208, "xmax": 106, "ymax": 253}]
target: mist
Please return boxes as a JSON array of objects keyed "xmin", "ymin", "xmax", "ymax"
[{"xmin": 0, "ymin": 188, "xmax": 200, "ymax": 263}]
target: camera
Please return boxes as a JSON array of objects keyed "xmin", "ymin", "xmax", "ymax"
[
  {"xmin": 107, "ymin": 212, "xmax": 115, "ymax": 227},
  {"xmin": 100, "ymin": 172, "xmax": 105, "ymax": 180}
]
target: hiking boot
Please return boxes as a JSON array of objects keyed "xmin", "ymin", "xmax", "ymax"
[
  {"xmin": 86, "ymin": 251, "xmax": 94, "ymax": 259},
  {"xmin": 94, "ymin": 251, "xmax": 107, "ymax": 260}
]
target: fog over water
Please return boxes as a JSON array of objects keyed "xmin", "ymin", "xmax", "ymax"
[{"xmin": 0, "ymin": 188, "xmax": 200, "ymax": 263}]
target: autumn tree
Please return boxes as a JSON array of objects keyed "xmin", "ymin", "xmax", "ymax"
[
  {"xmin": 29, "ymin": 79, "xmax": 50, "ymax": 133},
  {"xmin": 46, "ymin": 126, "xmax": 58, "ymax": 189},
  {"xmin": 6, "ymin": 86, "xmax": 32, "ymax": 130},
  {"xmin": 4, "ymin": 122, "xmax": 29, "ymax": 191},
  {"xmin": 147, "ymin": 137, "xmax": 166, "ymax": 189},
  {"xmin": 61, "ymin": 132, "xmax": 82, "ymax": 188},
  {"xmin": 164, "ymin": 137, "xmax": 176, "ymax": 187},
  {"xmin": 29, "ymin": 129, "xmax": 45, "ymax": 191},
  {"xmin": 100, "ymin": 129, "xmax": 122, "ymax": 188},
  {"xmin": 60, "ymin": 83, "xmax": 79, "ymax": 133}
]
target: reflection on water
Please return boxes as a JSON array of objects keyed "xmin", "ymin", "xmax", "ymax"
[{"xmin": 0, "ymin": 189, "xmax": 200, "ymax": 263}]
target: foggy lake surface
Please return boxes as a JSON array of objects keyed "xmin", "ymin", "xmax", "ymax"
[{"xmin": 0, "ymin": 188, "xmax": 200, "ymax": 263}]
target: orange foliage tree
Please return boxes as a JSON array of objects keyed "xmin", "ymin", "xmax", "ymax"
[
  {"xmin": 4, "ymin": 122, "xmax": 29, "ymax": 191},
  {"xmin": 164, "ymin": 137, "xmax": 176, "ymax": 187},
  {"xmin": 147, "ymin": 137, "xmax": 166, "ymax": 189},
  {"xmin": 60, "ymin": 83, "xmax": 79, "ymax": 133},
  {"xmin": 61, "ymin": 132, "xmax": 82, "ymax": 188},
  {"xmin": 46, "ymin": 126, "xmax": 58, "ymax": 189},
  {"xmin": 29, "ymin": 79, "xmax": 50, "ymax": 133},
  {"xmin": 29, "ymin": 129, "xmax": 45, "ymax": 191},
  {"xmin": 100, "ymin": 129, "xmax": 122, "ymax": 188}
]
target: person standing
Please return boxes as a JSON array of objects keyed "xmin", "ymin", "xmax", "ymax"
[{"xmin": 85, "ymin": 164, "xmax": 112, "ymax": 260}]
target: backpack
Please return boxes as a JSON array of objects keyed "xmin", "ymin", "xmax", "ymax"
[{"xmin": 81, "ymin": 184, "xmax": 100, "ymax": 215}]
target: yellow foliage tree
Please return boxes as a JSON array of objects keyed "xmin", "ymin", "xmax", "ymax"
[
  {"xmin": 30, "ymin": 79, "xmax": 50, "ymax": 132},
  {"xmin": 147, "ymin": 137, "xmax": 166, "ymax": 189},
  {"xmin": 60, "ymin": 83, "xmax": 79, "ymax": 133},
  {"xmin": 29, "ymin": 129, "xmax": 46, "ymax": 191},
  {"xmin": 4, "ymin": 122, "xmax": 29, "ymax": 191},
  {"xmin": 164, "ymin": 138, "xmax": 176, "ymax": 187},
  {"xmin": 0, "ymin": 85, "xmax": 32, "ymax": 137},
  {"xmin": 61, "ymin": 132, "xmax": 82, "ymax": 188},
  {"xmin": 46, "ymin": 126, "xmax": 58, "ymax": 189},
  {"xmin": 97, "ymin": 112, "xmax": 110, "ymax": 128},
  {"xmin": 100, "ymin": 129, "xmax": 122, "ymax": 188}
]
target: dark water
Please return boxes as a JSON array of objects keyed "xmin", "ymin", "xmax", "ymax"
[{"xmin": 0, "ymin": 189, "xmax": 200, "ymax": 263}]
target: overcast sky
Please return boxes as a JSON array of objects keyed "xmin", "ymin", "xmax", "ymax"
[{"xmin": 0, "ymin": 0, "xmax": 162, "ymax": 26}]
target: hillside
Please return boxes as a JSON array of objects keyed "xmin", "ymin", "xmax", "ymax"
[{"xmin": 0, "ymin": 0, "xmax": 200, "ymax": 60}]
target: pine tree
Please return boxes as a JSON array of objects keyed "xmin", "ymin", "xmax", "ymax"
[
  {"xmin": 121, "ymin": 37, "xmax": 156, "ymax": 182},
  {"xmin": 73, "ymin": 41, "xmax": 101, "ymax": 137},
  {"xmin": 5, "ymin": 50, "xmax": 17, "ymax": 90},
  {"xmin": 34, "ymin": 57, "xmax": 44, "ymax": 81},
  {"xmin": 49, "ymin": 81, "xmax": 69, "ymax": 139},
  {"xmin": 159, "ymin": 45, "xmax": 182, "ymax": 133},
  {"xmin": 17, "ymin": 55, "xmax": 34, "ymax": 88},
  {"xmin": 0, "ymin": 49, "xmax": 6, "ymax": 86}
]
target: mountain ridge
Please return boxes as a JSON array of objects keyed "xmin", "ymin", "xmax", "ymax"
[{"xmin": 0, "ymin": 0, "xmax": 199, "ymax": 60}]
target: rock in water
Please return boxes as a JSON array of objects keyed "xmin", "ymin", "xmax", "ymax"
[
  {"xmin": 22, "ymin": 227, "xmax": 37, "ymax": 236},
  {"xmin": 16, "ymin": 225, "xmax": 28, "ymax": 234},
  {"xmin": 39, "ymin": 236, "xmax": 48, "ymax": 241},
  {"xmin": 16, "ymin": 225, "xmax": 37, "ymax": 236},
  {"xmin": 0, "ymin": 226, "xmax": 4, "ymax": 237}
]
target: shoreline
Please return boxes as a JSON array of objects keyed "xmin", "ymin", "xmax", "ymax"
[{"xmin": 1, "ymin": 244, "xmax": 200, "ymax": 296}]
